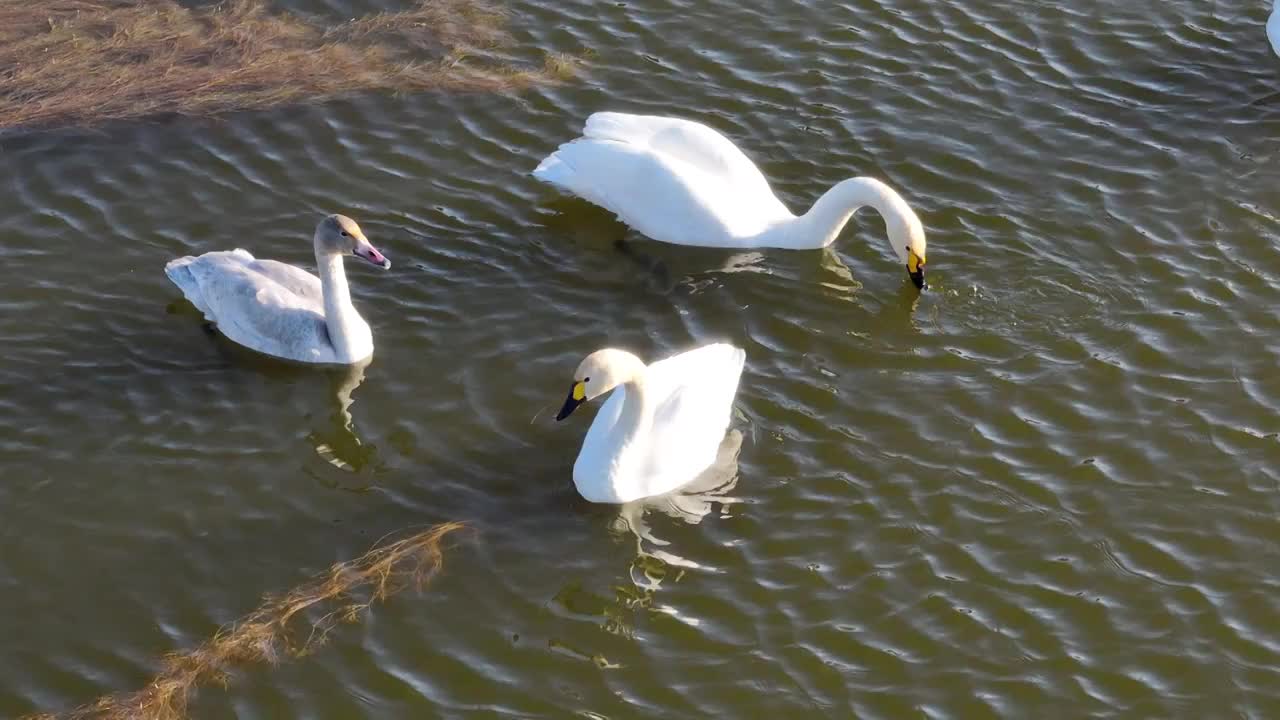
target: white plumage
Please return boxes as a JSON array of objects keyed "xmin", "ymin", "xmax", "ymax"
[
  {"xmin": 1269, "ymin": 1, "xmax": 1280, "ymax": 58},
  {"xmin": 555, "ymin": 344, "xmax": 746, "ymax": 503},
  {"xmin": 165, "ymin": 215, "xmax": 390, "ymax": 365},
  {"xmin": 534, "ymin": 111, "xmax": 930, "ymax": 288}
]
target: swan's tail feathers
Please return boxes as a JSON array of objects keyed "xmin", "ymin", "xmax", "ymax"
[
  {"xmin": 164, "ymin": 255, "xmax": 196, "ymax": 288},
  {"xmin": 703, "ymin": 342, "xmax": 747, "ymax": 368},
  {"xmin": 710, "ymin": 343, "xmax": 747, "ymax": 393},
  {"xmin": 532, "ymin": 150, "xmax": 573, "ymax": 188},
  {"xmin": 725, "ymin": 345, "xmax": 747, "ymax": 381},
  {"xmin": 532, "ymin": 140, "xmax": 635, "ymax": 209},
  {"xmin": 164, "ymin": 256, "xmax": 213, "ymax": 320},
  {"xmin": 534, "ymin": 111, "xmax": 649, "ymax": 186},
  {"xmin": 722, "ymin": 345, "xmax": 747, "ymax": 425}
]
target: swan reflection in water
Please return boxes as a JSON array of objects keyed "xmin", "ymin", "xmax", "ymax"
[
  {"xmin": 610, "ymin": 429, "xmax": 744, "ymax": 592},
  {"xmin": 189, "ymin": 326, "xmax": 382, "ymax": 485},
  {"xmin": 167, "ymin": 288, "xmax": 381, "ymax": 484},
  {"xmin": 304, "ymin": 358, "xmax": 382, "ymax": 486}
]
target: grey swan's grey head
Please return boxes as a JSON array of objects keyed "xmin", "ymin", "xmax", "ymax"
[{"xmin": 315, "ymin": 214, "xmax": 391, "ymax": 269}]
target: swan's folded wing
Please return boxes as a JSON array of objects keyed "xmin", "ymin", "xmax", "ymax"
[
  {"xmin": 583, "ymin": 113, "xmax": 779, "ymax": 201},
  {"xmin": 535, "ymin": 139, "xmax": 774, "ymax": 245},
  {"xmin": 247, "ymin": 258, "xmax": 323, "ymax": 305},
  {"xmin": 187, "ymin": 257, "xmax": 328, "ymax": 359},
  {"xmin": 644, "ymin": 344, "xmax": 746, "ymax": 481}
]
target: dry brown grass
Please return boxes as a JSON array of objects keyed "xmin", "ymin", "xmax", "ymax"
[
  {"xmin": 25, "ymin": 521, "xmax": 467, "ymax": 720},
  {"xmin": 0, "ymin": 0, "xmax": 575, "ymax": 132}
]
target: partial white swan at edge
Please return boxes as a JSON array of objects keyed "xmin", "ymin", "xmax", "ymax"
[
  {"xmin": 534, "ymin": 111, "xmax": 929, "ymax": 289},
  {"xmin": 165, "ymin": 214, "xmax": 390, "ymax": 365},
  {"xmin": 1269, "ymin": 1, "xmax": 1280, "ymax": 58},
  {"xmin": 554, "ymin": 343, "xmax": 746, "ymax": 504}
]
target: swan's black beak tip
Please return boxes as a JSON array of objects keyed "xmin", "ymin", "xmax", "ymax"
[
  {"xmin": 555, "ymin": 399, "xmax": 580, "ymax": 421},
  {"xmin": 908, "ymin": 267, "xmax": 926, "ymax": 290},
  {"xmin": 555, "ymin": 383, "xmax": 585, "ymax": 421}
]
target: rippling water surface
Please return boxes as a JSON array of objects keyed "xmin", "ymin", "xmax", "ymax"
[{"xmin": 2, "ymin": 0, "xmax": 1279, "ymax": 717}]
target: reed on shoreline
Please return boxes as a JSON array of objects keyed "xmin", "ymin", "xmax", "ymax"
[
  {"xmin": 25, "ymin": 521, "xmax": 468, "ymax": 720},
  {"xmin": 0, "ymin": 0, "xmax": 572, "ymax": 132}
]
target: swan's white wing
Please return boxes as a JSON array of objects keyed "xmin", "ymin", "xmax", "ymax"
[
  {"xmin": 535, "ymin": 113, "xmax": 793, "ymax": 248},
  {"xmin": 582, "ymin": 113, "xmax": 779, "ymax": 199},
  {"xmin": 245, "ymin": 258, "xmax": 323, "ymax": 306},
  {"xmin": 165, "ymin": 248, "xmax": 254, "ymax": 320},
  {"xmin": 571, "ymin": 344, "xmax": 745, "ymax": 502},
  {"xmin": 536, "ymin": 139, "xmax": 785, "ymax": 247},
  {"xmin": 1270, "ymin": 6, "xmax": 1280, "ymax": 58},
  {"xmin": 169, "ymin": 251, "xmax": 334, "ymax": 362},
  {"xmin": 640, "ymin": 344, "xmax": 746, "ymax": 494}
]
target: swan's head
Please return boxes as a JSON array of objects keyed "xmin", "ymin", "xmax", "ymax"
[
  {"xmin": 555, "ymin": 348, "xmax": 645, "ymax": 421},
  {"xmin": 316, "ymin": 214, "xmax": 391, "ymax": 269},
  {"xmin": 887, "ymin": 207, "xmax": 927, "ymax": 290}
]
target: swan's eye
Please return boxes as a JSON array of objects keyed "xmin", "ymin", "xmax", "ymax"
[
  {"xmin": 340, "ymin": 231, "xmax": 349, "ymax": 237},
  {"xmin": 583, "ymin": 377, "xmax": 590, "ymax": 383}
]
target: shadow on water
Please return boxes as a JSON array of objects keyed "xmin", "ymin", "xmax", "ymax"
[
  {"xmin": 533, "ymin": 172, "xmax": 929, "ymax": 306},
  {"xmin": 532, "ymin": 196, "xmax": 930, "ymax": 309}
]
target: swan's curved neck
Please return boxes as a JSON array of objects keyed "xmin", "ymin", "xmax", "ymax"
[
  {"xmin": 607, "ymin": 360, "xmax": 654, "ymax": 458},
  {"xmin": 316, "ymin": 250, "xmax": 363, "ymax": 360},
  {"xmin": 782, "ymin": 176, "xmax": 916, "ymax": 254}
]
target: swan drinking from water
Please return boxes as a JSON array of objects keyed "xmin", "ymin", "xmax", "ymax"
[
  {"xmin": 165, "ymin": 214, "xmax": 390, "ymax": 364},
  {"xmin": 554, "ymin": 344, "xmax": 746, "ymax": 503},
  {"xmin": 534, "ymin": 112, "xmax": 929, "ymax": 289}
]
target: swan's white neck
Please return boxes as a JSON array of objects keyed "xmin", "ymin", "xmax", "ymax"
[
  {"xmin": 602, "ymin": 357, "xmax": 654, "ymax": 471},
  {"xmin": 615, "ymin": 380, "xmax": 652, "ymax": 446},
  {"xmin": 316, "ymin": 250, "xmax": 366, "ymax": 362},
  {"xmin": 773, "ymin": 177, "xmax": 918, "ymax": 260}
]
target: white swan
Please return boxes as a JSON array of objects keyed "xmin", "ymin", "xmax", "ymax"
[
  {"xmin": 554, "ymin": 343, "xmax": 746, "ymax": 503},
  {"xmin": 165, "ymin": 214, "xmax": 390, "ymax": 364},
  {"xmin": 1269, "ymin": 1, "xmax": 1280, "ymax": 58},
  {"xmin": 534, "ymin": 112, "xmax": 929, "ymax": 289}
]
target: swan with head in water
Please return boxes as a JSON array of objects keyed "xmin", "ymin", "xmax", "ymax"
[
  {"xmin": 554, "ymin": 343, "xmax": 746, "ymax": 504},
  {"xmin": 534, "ymin": 112, "xmax": 929, "ymax": 289},
  {"xmin": 165, "ymin": 214, "xmax": 390, "ymax": 364}
]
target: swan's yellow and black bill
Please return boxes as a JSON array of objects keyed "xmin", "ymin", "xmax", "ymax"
[
  {"xmin": 556, "ymin": 381, "xmax": 587, "ymax": 421},
  {"xmin": 907, "ymin": 250, "xmax": 926, "ymax": 290}
]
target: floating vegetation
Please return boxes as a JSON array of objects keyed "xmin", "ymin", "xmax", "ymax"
[
  {"xmin": 26, "ymin": 521, "xmax": 467, "ymax": 720},
  {"xmin": 0, "ymin": 0, "xmax": 576, "ymax": 133}
]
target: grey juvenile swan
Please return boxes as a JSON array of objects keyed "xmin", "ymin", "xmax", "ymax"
[{"xmin": 165, "ymin": 215, "xmax": 390, "ymax": 364}]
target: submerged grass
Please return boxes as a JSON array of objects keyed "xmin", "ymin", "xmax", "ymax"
[
  {"xmin": 25, "ymin": 521, "xmax": 467, "ymax": 720},
  {"xmin": 0, "ymin": 0, "xmax": 574, "ymax": 132}
]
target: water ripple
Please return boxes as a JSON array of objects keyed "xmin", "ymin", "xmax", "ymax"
[{"xmin": 1, "ymin": 0, "xmax": 1279, "ymax": 717}]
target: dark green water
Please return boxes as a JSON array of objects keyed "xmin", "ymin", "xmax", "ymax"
[{"xmin": 2, "ymin": 0, "xmax": 1278, "ymax": 717}]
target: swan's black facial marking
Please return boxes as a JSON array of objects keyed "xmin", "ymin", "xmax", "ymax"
[
  {"xmin": 907, "ymin": 249, "xmax": 926, "ymax": 290},
  {"xmin": 556, "ymin": 380, "xmax": 587, "ymax": 421}
]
